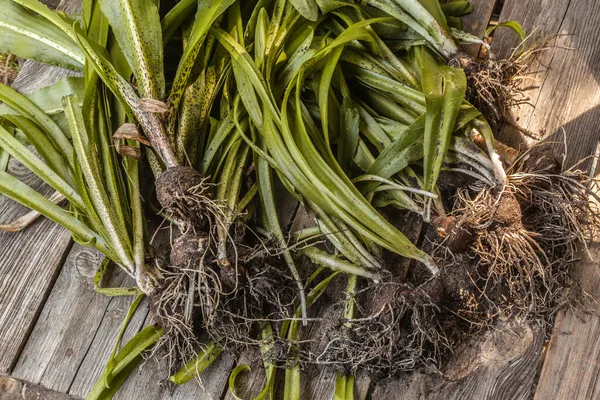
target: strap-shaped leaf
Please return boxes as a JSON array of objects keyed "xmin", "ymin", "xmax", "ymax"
[
  {"xmin": 0, "ymin": 170, "xmax": 111, "ymax": 255},
  {"xmin": 215, "ymin": 26, "xmax": 438, "ymax": 274},
  {"xmin": 1, "ymin": 115, "xmax": 71, "ymax": 184},
  {"xmin": 0, "ymin": 77, "xmax": 84, "ymax": 117},
  {"xmin": 0, "ymin": 124, "xmax": 81, "ymax": 206},
  {"xmin": 289, "ymin": 0, "xmax": 319, "ymax": 21},
  {"xmin": 87, "ymin": 325, "xmax": 162, "ymax": 400},
  {"xmin": 99, "ymin": 0, "xmax": 165, "ymax": 99},
  {"xmin": 161, "ymin": 0, "xmax": 196, "ymax": 44},
  {"xmin": 0, "ymin": 83, "xmax": 76, "ymax": 168},
  {"xmin": 420, "ymin": 48, "xmax": 466, "ymax": 192},
  {"xmin": 0, "ymin": 0, "xmax": 83, "ymax": 69},
  {"xmin": 169, "ymin": 0, "xmax": 235, "ymax": 114},
  {"xmin": 364, "ymin": 0, "xmax": 457, "ymax": 58},
  {"xmin": 169, "ymin": 341, "xmax": 223, "ymax": 384},
  {"xmin": 74, "ymin": 28, "xmax": 178, "ymax": 167},
  {"xmin": 64, "ymin": 94, "xmax": 135, "ymax": 272},
  {"xmin": 334, "ymin": 373, "xmax": 355, "ymax": 400}
]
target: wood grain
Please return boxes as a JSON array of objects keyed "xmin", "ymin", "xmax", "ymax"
[
  {"xmin": 493, "ymin": 0, "xmax": 600, "ymax": 169},
  {"xmin": 460, "ymin": 0, "xmax": 498, "ymax": 56},
  {"xmin": 0, "ymin": 375, "xmax": 76, "ymax": 400},
  {"xmin": 0, "ymin": 202, "xmax": 72, "ymax": 374},
  {"xmin": 11, "ymin": 246, "xmax": 123, "ymax": 393},
  {"xmin": 370, "ymin": 321, "xmax": 544, "ymax": 400},
  {"xmin": 534, "ymin": 245, "xmax": 600, "ymax": 399},
  {"xmin": 67, "ymin": 290, "xmax": 149, "ymax": 398},
  {"xmin": 0, "ymin": 0, "xmax": 81, "ymax": 375}
]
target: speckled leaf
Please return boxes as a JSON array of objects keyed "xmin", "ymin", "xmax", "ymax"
[
  {"xmin": 0, "ymin": 0, "xmax": 83, "ymax": 69},
  {"xmin": 99, "ymin": 0, "xmax": 165, "ymax": 98},
  {"xmin": 289, "ymin": 0, "xmax": 319, "ymax": 21},
  {"xmin": 169, "ymin": 0, "xmax": 235, "ymax": 113}
]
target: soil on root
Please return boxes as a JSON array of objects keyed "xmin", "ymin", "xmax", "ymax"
[
  {"xmin": 305, "ymin": 157, "xmax": 600, "ymax": 380},
  {"xmin": 146, "ymin": 151, "xmax": 600, "ymax": 384},
  {"xmin": 155, "ymin": 166, "xmax": 221, "ymax": 229},
  {"xmin": 449, "ymin": 42, "xmax": 543, "ymax": 133},
  {"xmin": 149, "ymin": 226, "xmax": 299, "ymax": 375}
]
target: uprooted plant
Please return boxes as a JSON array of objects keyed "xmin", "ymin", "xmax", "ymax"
[{"xmin": 1, "ymin": 0, "xmax": 599, "ymax": 399}]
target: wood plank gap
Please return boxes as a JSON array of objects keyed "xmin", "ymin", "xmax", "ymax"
[
  {"xmin": 0, "ymin": 375, "xmax": 80, "ymax": 400},
  {"xmin": 67, "ymin": 297, "xmax": 148, "ymax": 396},
  {"xmin": 7, "ymin": 240, "xmax": 75, "ymax": 374}
]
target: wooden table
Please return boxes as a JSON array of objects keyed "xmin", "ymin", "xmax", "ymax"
[{"xmin": 1, "ymin": 0, "xmax": 600, "ymax": 398}]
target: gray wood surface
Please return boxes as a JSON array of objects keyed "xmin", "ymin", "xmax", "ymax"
[
  {"xmin": 3, "ymin": 0, "xmax": 600, "ymax": 399},
  {"xmin": 461, "ymin": 0, "xmax": 498, "ymax": 56},
  {"xmin": 0, "ymin": 375, "xmax": 76, "ymax": 400},
  {"xmin": 370, "ymin": 321, "xmax": 544, "ymax": 400},
  {"xmin": 11, "ymin": 246, "xmax": 123, "ymax": 393},
  {"xmin": 493, "ymin": 0, "xmax": 600, "ymax": 169},
  {"xmin": 492, "ymin": 0, "xmax": 600, "ymax": 398},
  {"xmin": 0, "ymin": 0, "xmax": 81, "ymax": 373},
  {"xmin": 67, "ymin": 291, "xmax": 148, "ymax": 398},
  {"xmin": 534, "ymin": 245, "xmax": 600, "ymax": 399}
]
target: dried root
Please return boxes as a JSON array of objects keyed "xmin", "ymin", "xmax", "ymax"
[
  {"xmin": 309, "ymin": 279, "xmax": 448, "ymax": 378},
  {"xmin": 430, "ymin": 165, "xmax": 600, "ymax": 332},
  {"xmin": 149, "ymin": 226, "xmax": 297, "ymax": 374},
  {"xmin": 450, "ymin": 40, "xmax": 547, "ymax": 132},
  {"xmin": 155, "ymin": 166, "xmax": 225, "ymax": 230}
]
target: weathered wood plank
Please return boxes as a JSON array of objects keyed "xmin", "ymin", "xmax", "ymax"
[
  {"xmin": 0, "ymin": 206, "xmax": 72, "ymax": 374},
  {"xmin": 11, "ymin": 246, "xmax": 126, "ymax": 393},
  {"xmin": 0, "ymin": 0, "xmax": 82, "ymax": 376},
  {"xmin": 67, "ymin": 292, "xmax": 149, "ymax": 398},
  {"xmin": 370, "ymin": 321, "xmax": 544, "ymax": 400},
  {"xmin": 490, "ymin": 0, "xmax": 600, "ymax": 397},
  {"xmin": 533, "ymin": 245, "xmax": 600, "ymax": 399},
  {"xmin": 493, "ymin": 0, "xmax": 600, "ymax": 169},
  {"xmin": 0, "ymin": 375, "xmax": 77, "ymax": 400},
  {"xmin": 461, "ymin": 0, "xmax": 498, "ymax": 56}
]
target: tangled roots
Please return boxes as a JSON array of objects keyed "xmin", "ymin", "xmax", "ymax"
[
  {"xmin": 450, "ymin": 43, "xmax": 543, "ymax": 132},
  {"xmin": 150, "ymin": 230, "xmax": 297, "ymax": 373},
  {"xmin": 310, "ymin": 279, "xmax": 448, "ymax": 378},
  {"xmin": 431, "ymin": 167, "xmax": 600, "ymax": 331},
  {"xmin": 156, "ymin": 166, "xmax": 224, "ymax": 229}
]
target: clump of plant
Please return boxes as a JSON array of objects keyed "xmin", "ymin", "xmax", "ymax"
[{"xmin": 0, "ymin": 0, "xmax": 598, "ymax": 399}]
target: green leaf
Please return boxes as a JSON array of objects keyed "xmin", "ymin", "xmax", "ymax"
[
  {"xmin": 0, "ymin": 0, "xmax": 83, "ymax": 69},
  {"xmin": 73, "ymin": 27, "xmax": 178, "ymax": 167},
  {"xmin": 99, "ymin": 0, "xmax": 165, "ymax": 98},
  {"xmin": 0, "ymin": 83, "xmax": 75, "ymax": 168},
  {"xmin": 289, "ymin": 0, "xmax": 319, "ymax": 21},
  {"xmin": 94, "ymin": 258, "xmax": 142, "ymax": 296},
  {"xmin": 87, "ymin": 325, "xmax": 163, "ymax": 400},
  {"xmin": 161, "ymin": 0, "xmax": 196, "ymax": 44},
  {"xmin": 364, "ymin": 0, "xmax": 457, "ymax": 57},
  {"xmin": 0, "ymin": 124, "xmax": 81, "ymax": 207},
  {"xmin": 302, "ymin": 247, "xmax": 380, "ymax": 279},
  {"xmin": 228, "ymin": 364, "xmax": 251, "ymax": 400},
  {"xmin": 334, "ymin": 373, "xmax": 354, "ymax": 400},
  {"xmin": 441, "ymin": 1, "xmax": 473, "ymax": 17},
  {"xmin": 169, "ymin": 341, "xmax": 223, "ymax": 384},
  {"xmin": 0, "ymin": 170, "xmax": 112, "ymax": 256},
  {"xmin": 419, "ymin": 47, "xmax": 466, "ymax": 219},
  {"xmin": 1, "ymin": 115, "xmax": 71, "ymax": 184},
  {"xmin": 485, "ymin": 21, "xmax": 526, "ymax": 43},
  {"xmin": 64, "ymin": 94, "xmax": 135, "ymax": 273},
  {"xmin": 169, "ymin": 0, "xmax": 235, "ymax": 113},
  {"xmin": 227, "ymin": 323, "xmax": 276, "ymax": 400},
  {"xmin": 282, "ymin": 273, "xmax": 340, "ymax": 400},
  {"xmin": 105, "ymin": 294, "xmax": 145, "ymax": 387},
  {"xmin": 0, "ymin": 77, "xmax": 84, "ymax": 117}
]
